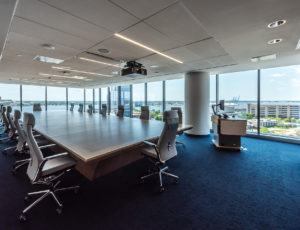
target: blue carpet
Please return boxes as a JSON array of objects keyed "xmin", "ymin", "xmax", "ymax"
[{"xmin": 0, "ymin": 133, "xmax": 300, "ymax": 230}]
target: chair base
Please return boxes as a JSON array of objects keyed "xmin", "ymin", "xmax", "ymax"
[
  {"xmin": 140, "ymin": 165, "xmax": 179, "ymax": 192},
  {"xmin": 12, "ymin": 158, "xmax": 30, "ymax": 174},
  {"xmin": 19, "ymin": 180, "xmax": 79, "ymax": 222}
]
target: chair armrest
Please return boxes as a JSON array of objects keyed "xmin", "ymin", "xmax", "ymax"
[
  {"xmin": 39, "ymin": 143, "xmax": 56, "ymax": 149},
  {"xmin": 143, "ymin": 141, "xmax": 157, "ymax": 148},
  {"xmin": 45, "ymin": 152, "xmax": 68, "ymax": 160}
]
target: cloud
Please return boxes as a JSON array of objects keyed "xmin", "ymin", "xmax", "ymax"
[
  {"xmin": 291, "ymin": 78, "xmax": 300, "ymax": 87},
  {"xmin": 270, "ymin": 73, "xmax": 287, "ymax": 77},
  {"xmin": 296, "ymin": 68, "xmax": 300, "ymax": 74}
]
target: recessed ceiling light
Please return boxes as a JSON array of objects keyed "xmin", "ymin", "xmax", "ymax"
[
  {"xmin": 98, "ymin": 48, "xmax": 110, "ymax": 54},
  {"xmin": 251, "ymin": 54, "xmax": 276, "ymax": 62},
  {"xmin": 267, "ymin": 38, "xmax": 282, "ymax": 45},
  {"xmin": 16, "ymin": 54, "xmax": 23, "ymax": 57},
  {"xmin": 51, "ymin": 66, "xmax": 113, "ymax": 77},
  {"xmin": 114, "ymin": 33, "xmax": 183, "ymax": 64},
  {"xmin": 150, "ymin": 65, "xmax": 159, "ymax": 68},
  {"xmin": 79, "ymin": 57, "xmax": 123, "ymax": 68},
  {"xmin": 296, "ymin": 39, "xmax": 300, "ymax": 50},
  {"xmin": 34, "ymin": 55, "xmax": 64, "ymax": 64},
  {"xmin": 267, "ymin": 20, "xmax": 286, "ymax": 28},
  {"xmin": 42, "ymin": 44, "xmax": 55, "ymax": 50}
]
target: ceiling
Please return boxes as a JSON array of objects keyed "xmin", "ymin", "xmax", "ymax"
[{"xmin": 0, "ymin": 0, "xmax": 300, "ymax": 88}]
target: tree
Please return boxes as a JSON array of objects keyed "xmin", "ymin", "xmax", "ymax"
[
  {"xmin": 246, "ymin": 113, "xmax": 253, "ymax": 119},
  {"xmin": 284, "ymin": 118, "xmax": 290, "ymax": 122},
  {"xmin": 260, "ymin": 127, "xmax": 270, "ymax": 133}
]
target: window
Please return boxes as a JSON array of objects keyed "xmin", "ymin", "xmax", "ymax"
[
  {"xmin": 260, "ymin": 65, "xmax": 300, "ymax": 138},
  {"xmin": 47, "ymin": 86, "xmax": 66, "ymax": 110},
  {"xmin": 165, "ymin": 78, "xmax": 184, "ymax": 113},
  {"xmin": 95, "ymin": 88, "xmax": 100, "ymax": 112},
  {"xmin": 68, "ymin": 88, "xmax": 84, "ymax": 111},
  {"xmin": 110, "ymin": 86, "xmax": 118, "ymax": 115},
  {"xmin": 210, "ymin": 75, "xmax": 216, "ymax": 128},
  {"xmin": 132, "ymin": 83, "xmax": 145, "ymax": 118},
  {"xmin": 219, "ymin": 70, "xmax": 257, "ymax": 133},
  {"xmin": 120, "ymin": 85, "xmax": 131, "ymax": 117},
  {"xmin": 147, "ymin": 81, "xmax": 163, "ymax": 120},
  {"xmin": 101, "ymin": 88, "xmax": 108, "ymax": 113},
  {"xmin": 85, "ymin": 88, "xmax": 93, "ymax": 112},
  {"xmin": 0, "ymin": 83, "xmax": 21, "ymax": 111},
  {"xmin": 22, "ymin": 85, "xmax": 45, "ymax": 112}
]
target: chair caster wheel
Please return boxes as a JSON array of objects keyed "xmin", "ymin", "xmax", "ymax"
[
  {"xmin": 2, "ymin": 151, "xmax": 7, "ymax": 156},
  {"xmin": 56, "ymin": 207, "xmax": 63, "ymax": 215},
  {"xmin": 159, "ymin": 187, "xmax": 165, "ymax": 193},
  {"xmin": 139, "ymin": 179, "xmax": 145, "ymax": 185},
  {"xmin": 18, "ymin": 214, "xmax": 27, "ymax": 222},
  {"xmin": 11, "ymin": 169, "xmax": 17, "ymax": 175},
  {"xmin": 173, "ymin": 179, "xmax": 179, "ymax": 184},
  {"xmin": 24, "ymin": 195, "xmax": 31, "ymax": 203},
  {"xmin": 74, "ymin": 188, "xmax": 79, "ymax": 194}
]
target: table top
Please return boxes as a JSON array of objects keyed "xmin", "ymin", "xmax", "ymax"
[{"xmin": 33, "ymin": 111, "xmax": 192, "ymax": 163}]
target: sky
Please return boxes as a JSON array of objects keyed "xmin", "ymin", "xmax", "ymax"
[{"xmin": 1, "ymin": 65, "xmax": 300, "ymax": 102}]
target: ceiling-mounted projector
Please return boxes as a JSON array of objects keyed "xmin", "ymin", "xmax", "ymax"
[{"xmin": 121, "ymin": 61, "xmax": 147, "ymax": 77}]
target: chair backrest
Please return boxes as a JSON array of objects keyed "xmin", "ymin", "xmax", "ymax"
[
  {"xmin": 117, "ymin": 105, "xmax": 124, "ymax": 117},
  {"xmin": 70, "ymin": 103, "xmax": 74, "ymax": 111},
  {"xmin": 6, "ymin": 106, "xmax": 16, "ymax": 137},
  {"xmin": 171, "ymin": 107, "xmax": 183, "ymax": 124},
  {"xmin": 1, "ymin": 106, "xmax": 9, "ymax": 130},
  {"xmin": 33, "ymin": 103, "xmax": 42, "ymax": 111},
  {"xmin": 14, "ymin": 110, "xmax": 26, "ymax": 151},
  {"xmin": 157, "ymin": 110, "xmax": 179, "ymax": 162},
  {"xmin": 140, "ymin": 106, "xmax": 150, "ymax": 120},
  {"xmin": 78, "ymin": 104, "xmax": 83, "ymax": 112},
  {"xmin": 23, "ymin": 113, "xmax": 44, "ymax": 182},
  {"xmin": 101, "ymin": 104, "xmax": 107, "ymax": 116},
  {"xmin": 87, "ymin": 104, "xmax": 93, "ymax": 114}
]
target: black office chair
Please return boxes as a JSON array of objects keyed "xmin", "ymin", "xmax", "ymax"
[
  {"xmin": 70, "ymin": 103, "xmax": 74, "ymax": 111},
  {"xmin": 117, "ymin": 105, "xmax": 124, "ymax": 117},
  {"xmin": 78, "ymin": 104, "xmax": 83, "ymax": 112},
  {"xmin": 19, "ymin": 113, "xmax": 79, "ymax": 222}
]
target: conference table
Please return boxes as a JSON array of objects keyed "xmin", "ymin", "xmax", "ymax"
[{"xmin": 33, "ymin": 111, "xmax": 192, "ymax": 181}]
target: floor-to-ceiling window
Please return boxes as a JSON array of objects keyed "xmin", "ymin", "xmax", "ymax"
[
  {"xmin": 68, "ymin": 88, "xmax": 84, "ymax": 111},
  {"xmin": 47, "ymin": 86, "xmax": 66, "ymax": 110},
  {"xmin": 85, "ymin": 88, "xmax": 93, "ymax": 112},
  {"xmin": 101, "ymin": 88, "xmax": 108, "ymax": 114},
  {"xmin": 260, "ymin": 65, "xmax": 300, "ymax": 138},
  {"xmin": 0, "ymin": 83, "xmax": 21, "ymax": 111},
  {"xmin": 120, "ymin": 85, "xmax": 131, "ymax": 117},
  {"xmin": 210, "ymin": 75, "xmax": 217, "ymax": 128},
  {"xmin": 95, "ymin": 89, "xmax": 100, "ymax": 112},
  {"xmin": 132, "ymin": 83, "xmax": 145, "ymax": 118},
  {"xmin": 147, "ymin": 81, "xmax": 163, "ymax": 120},
  {"xmin": 22, "ymin": 85, "xmax": 45, "ymax": 112},
  {"xmin": 165, "ymin": 78, "xmax": 184, "ymax": 113},
  {"xmin": 219, "ymin": 70, "xmax": 257, "ymax": 133},
  {"xmin": 110, "ymin": 86, "xmax": 118, "ymax": 115}
]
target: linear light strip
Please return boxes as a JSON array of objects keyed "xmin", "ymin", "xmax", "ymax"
[
  {"xmin": 79, "ymin": 57, "xmax": 123, "ymax": 68},
  {"xmin": 52, "ymin": 66, "xmax": 113, "ymax": 77},
  {"xmin": 39, "ymin": 72, "xmax": 84, "ymax": 80},
  {"xmin": 114, "ymin": 33, "xmax": 183, "ymax": 64}
]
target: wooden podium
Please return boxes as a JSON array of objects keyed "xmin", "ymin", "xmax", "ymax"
[{"xmin": 211, "ymin": 115, "xmax": 247, "ymax": 150}]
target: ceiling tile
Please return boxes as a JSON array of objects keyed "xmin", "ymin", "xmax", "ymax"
[
  {"xmin": 15, "ymin": 0, "xmax": 112, "ymax": 43},
  {"xmin": 110, "ymin": 0, "xmax": 177, "ymax": 19},
  {"xmin": 10, "ymin": 17, "xmax": 94, "ymax": 50},
  {"xmin": 41, "ymin": 0, "xmax": 139, "ymax": 32}
]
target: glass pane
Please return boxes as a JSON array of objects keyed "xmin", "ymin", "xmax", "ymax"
[
  {"xmin": 68, "ymin": 88, "xmax": 84, "ymax": 111},
  {"xmin": 101, "ymin": 88, "xmax": 108, "ymax": 107},
  {"xmin": 85, "ymin": 89, "xmax": 93, "ymax": 111},
  {"xmin": 219, "ymin": 70, "xmax": 257, "ymax": 133},
  {"xmin": 0, "ymin": 83, "xmax": 21, "ymax": 111},
  {"xmin": 95, "ymin": 89, "xmax": 100, "ymax": 112},
  {"xmin": 147, "ymin": 81, "xmax": 163, "ymax": 120},
  {"xmin": 165, "ymin": 78, "xmax": 184, "ymax": 114},
  {"xmin": 120, "ymin": 85, "xmax": 131, "ymax": 117},
  {"xmin": 47, "ymin": 86, "xmax": 66, "ymax": 110},
  {"xmin": 110, "ymin": 86, "xmax": 118, "ymax": 115},
  {"xmin": 132, "ymin": 83, "xmax": 145, "ymax": 118},
  {"xmin": 261, "ymin": 65, "xmax": 300, "ymax": 138},
  {"xmin": 209, "ymin": 75, "xmax": 216, "ymax": 128},
  {"xmin": 22, "ymin": 85, "xmax": 45, "ymax": 112}
]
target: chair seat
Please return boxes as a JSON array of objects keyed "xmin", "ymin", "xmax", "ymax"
[
  {"xmin": 42, "ymin": 154, "xmax": 76, "ymax": 176},
  {"xmin": 141, "ymin": 147, "xmax": 158, "ymax": 159}
]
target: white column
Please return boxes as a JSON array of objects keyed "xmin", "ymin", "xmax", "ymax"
[{"xmin": 184, "ymin": 71, "xmax": 210, "ymax": 135}]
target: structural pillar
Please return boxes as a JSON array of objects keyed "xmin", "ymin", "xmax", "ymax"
[{"xmin": 184, "ymin": 71, "xmax": 210, "ymax": 135}]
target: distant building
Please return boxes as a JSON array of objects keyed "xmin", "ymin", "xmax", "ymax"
[{"xmin": 247, "ymin": 104, "xmax": 300, "ymax": 119}]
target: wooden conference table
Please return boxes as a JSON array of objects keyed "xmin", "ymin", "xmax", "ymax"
[{"xmin": 33, "ymin": 111, "xmax": 192, "ymax": 181}]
